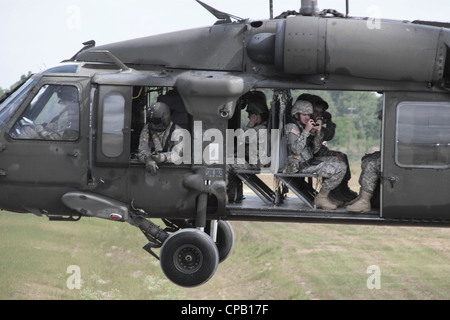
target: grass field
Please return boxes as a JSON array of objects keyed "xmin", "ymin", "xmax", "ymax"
[{"xmin": 1, "ymin": 210, "xmax": 449, "ymax": 300}]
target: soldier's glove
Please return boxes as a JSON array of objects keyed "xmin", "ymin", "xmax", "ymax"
[
  {"xmin": 145, "ymin": 158, "xmax": 159, "ymax": 175},
  {"xmin": 151, "ymin": 153, "xmax": 166, "ymax": 164}
]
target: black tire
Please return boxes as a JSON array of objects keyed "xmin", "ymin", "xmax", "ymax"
[
  {"xmin": 205, "ymin": 220, "xmax": 235, "ymax": 263},
  {"xmin": 160, "ymin": 229, "xmax": 219, "ymax": 287}
]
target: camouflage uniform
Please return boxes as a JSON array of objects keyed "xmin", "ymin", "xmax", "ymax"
[
  {"xmin": 228, "ymin": 91, "xmax": 269, "ymax": 202},
  {"xmin": 233, "ymin": 120, "xmax": 268, "ymax": 169},
  {"xmin": 138, "ymin": 121, "xmax": 182, "ymax": 164},
  {"xmin": 231, "ymin": 90, "xmax": 270, "ymax": 170},
  {"xmin": 296, "ymin": 94, "xmax": 356, "ymax": 202},
  {"xmin": 359, "ymin": 151, "xmax": 381, "ymax": 194},
  {"xmin": 285, "ymin": 122, "xmax": 346, "ymax": 190},
  {"xmin": 346, "ymin": 109, "xmax": 382, "ymax": 212},
  {"xmin": 242, "ymin": 119, "xmax": 268, "ymax": 133}
]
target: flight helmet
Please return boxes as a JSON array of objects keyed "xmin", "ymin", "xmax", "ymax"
[{"xmin": 148, "ymin": 102, "xmax": 171, "ymax": 132}]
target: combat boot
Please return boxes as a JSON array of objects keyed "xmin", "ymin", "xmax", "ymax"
[
  {"xmin": 328, "ymin": 194, "xmax": 344, "ymax": 207},
  {"xmin": 330, "ymin": 183, "xmax": 358, "ymax": 203},
  {"xmin": 315, "ymin": 189, "xmax": 337, "ymax": 210},
  {"xmin": 345, "ymin": 193, "xmax": 360, "ymax": 206},
  {"xmin": 346, "ymin": 190, "xmax": 372, "ymax": 212}
]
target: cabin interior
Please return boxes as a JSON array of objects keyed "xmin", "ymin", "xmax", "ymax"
[{"xmin": 128, "ymin": 85, "xmax": 383, "ymax": 220}]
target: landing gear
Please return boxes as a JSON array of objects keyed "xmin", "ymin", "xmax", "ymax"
[
  {"xmin": 160, "ymin": 217, "xmax": 235, "ymax": 264},
  {"xmin": 131, "ymin": 207, "xmax": 234, "ymax": 287},
  {"xmin": 205, "ymin": 220, "xmax": 234, "ymax": 263},
  {"xmin": 160, "ymin": 229, "xmax": 219, "ymax": 287}
]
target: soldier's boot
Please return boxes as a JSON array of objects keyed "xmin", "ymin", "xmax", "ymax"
[
  {"xmin": 315, "ymin": 189, "xmax": 337, "ymax": 210},
  {"xmin": 346, "ymin": 190, "xmax": 372, "ymax": 212},
  {"xmin": 345, "ymin": 193, "xmax": 360, "ymax": 206},
  {"xmin": 328, "ymin": 195, "xmax": 344, "ymax": 207},
  {"xmin": 330, "ymin": 183, "xmax": 358, "ymax": 203}
]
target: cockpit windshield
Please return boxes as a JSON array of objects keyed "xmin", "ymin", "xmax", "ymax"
[{"xmin": 0, "ymin": 76, "xmax": 38, "ymax": 130}]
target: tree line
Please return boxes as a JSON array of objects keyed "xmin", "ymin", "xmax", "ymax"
[{"xmin": 0, "ymin": 72, "xmax": 33, "ymax": 98}]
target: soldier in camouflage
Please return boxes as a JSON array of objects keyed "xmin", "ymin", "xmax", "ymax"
[
  {"xmin": 345, "ymin": 151, "xmax": 380, "ymax": 212},
  {"xmin": 296, "ymin": 93, "xmax": 357, "ymax": 203},
  {"xmin": 138, "ymin": 102, "xmax": 182, "ymax": 174},
  {"xmin": 346, "ymin": 108, "xmax": 383, "ymax": 212},
  {"xmin": 285, "ymin": 100, "xmax": 347, "ymax": 210},
  {"xmin": 237, "ymin": 90, "xmax": 270, "ymax": 168},
  {"xmin": 228, "ymin": 91, "xmax": 270, "ymax": 202}
]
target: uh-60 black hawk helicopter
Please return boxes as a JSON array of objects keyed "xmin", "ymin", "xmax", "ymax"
[{"xmin": 1, "ymin": 0, "xmax": 450, "ymax": 287}]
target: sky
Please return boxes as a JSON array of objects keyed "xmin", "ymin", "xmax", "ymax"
[{"xmin": 1, "ymin": 0, "xmax": 450, "ymax": 89}]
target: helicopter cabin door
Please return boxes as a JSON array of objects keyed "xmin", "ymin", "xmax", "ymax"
[
  {"xmin": 1, "ymin": 76, "xmax": 90, "ymax": 214},
  {"xmin": 382, "ymin": 91, "xmax": 450, "ymax": 220}
]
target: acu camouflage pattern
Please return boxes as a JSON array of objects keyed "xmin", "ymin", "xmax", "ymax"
[
  {"xmin": 138, "ymin": 122, "xmax": 183, "ymax": 164},
  {"xmin": 285, "ymin": 122, "xmax": 323, "ymax": 165},
  {"xmin": 232, "ymin": 120, "xmax": 269, "ymax": 169},
  {"xmin": 284, "ymin": 122, "xmax": 346, "ymax": 190},
  {"xmin": 359, "ymin": 151, "xmax": 381, "ymax": 194}
]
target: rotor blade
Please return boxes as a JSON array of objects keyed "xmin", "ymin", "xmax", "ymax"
[{"xmin": 195, "ymin": 0, "xmax": 244, "ymax": 21}]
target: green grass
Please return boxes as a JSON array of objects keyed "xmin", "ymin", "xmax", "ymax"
[
  {"xmin": 1, "ymin": 211, "xmax": 449, "ymax": 300},
  {"xmin": 0, "ymin": 212, "xmax": 183, "ymax": 299},
  {"xmin": 186, "ymin": 222, "xmax": 450, "ymax": 300}
]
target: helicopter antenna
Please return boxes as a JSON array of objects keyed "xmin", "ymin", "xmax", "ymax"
[
  {"xmin": 270, "ymin": 0, "xmax": 273, "ymax": 19},
  {"xmin": 195, "ymin": 0, "xmax": 244, "ymax": 23},
  {"xmin": 346, "ymin": 0, "xmax": 349, "ymax": 17}
]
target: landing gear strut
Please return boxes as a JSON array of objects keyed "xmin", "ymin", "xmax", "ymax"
[
  {"xmin": 130, "ymin": 196, "xmax": 234, "ymax": 287},
  {"xmin": 205, "ymin": 220, "xmax": 234, "ymax": 263}
]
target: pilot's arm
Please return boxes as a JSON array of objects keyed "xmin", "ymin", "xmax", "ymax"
[
  {"xmin": 138, "ymin": 126, "xmax": 151, "ymax": 163},
  {"xmin": 138, "ymin": 126, "xmax": 159, "ymax": 174}
]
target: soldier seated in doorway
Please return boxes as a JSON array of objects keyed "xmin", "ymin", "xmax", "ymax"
[
  {"xmin": 227, "ymin": 91, "xmax": 270, "ymax": 202},
  {"xmin": 346, "ymin": 109, "xmax": 383, "ymax": 212},
  {"xmin": 284, "ymin": 100, "xmax": 347, "ymax": 210},
  {"xmin": 296, "ymin": 94, "xmax": 357, "ymax": 203},
  {"xmin": 234, "ymin": 90, "xmax": 270, "ymax": 169}
]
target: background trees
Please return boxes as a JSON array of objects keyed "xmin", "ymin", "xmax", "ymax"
[{"xmin": 0, "ymin": 72, "xmax": 33, "ymax": 98}]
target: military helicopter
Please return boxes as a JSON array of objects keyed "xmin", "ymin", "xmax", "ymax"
[{"xmin": 1, "ymin": 0, "xmax": 450, "ymax": 287}]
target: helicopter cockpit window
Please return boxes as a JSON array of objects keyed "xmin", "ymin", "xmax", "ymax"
[
  {"xmin": 0, "ymin": 77, "xmax": 38, "ymax": 131},
  {"xmin": 10, "ymin": 84, "xmax": 80, "ymax": 141}
]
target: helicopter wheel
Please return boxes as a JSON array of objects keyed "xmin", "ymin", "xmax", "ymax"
[
  {"xmin": 160, "ymin": 229, "xmax": 219, "ymax": 287},
  {"xmin": 205, "ymin": 220, "xmax": 235, "ymax": 263}
]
